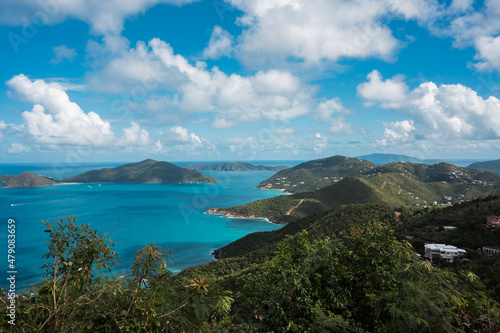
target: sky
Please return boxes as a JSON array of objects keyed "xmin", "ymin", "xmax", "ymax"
[{"xmin": 0, "ymin": 0, "xmax": 500, "ymax": 163}]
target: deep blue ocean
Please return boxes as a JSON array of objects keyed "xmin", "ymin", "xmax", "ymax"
[{"xmin": 0, "ymin": 161, "xmax": 302, "ymax": 291}]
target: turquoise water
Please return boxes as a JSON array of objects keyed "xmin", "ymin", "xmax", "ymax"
[{"xmin": 0, "ymin": 162, "xmax": 298, "ymax": 290}]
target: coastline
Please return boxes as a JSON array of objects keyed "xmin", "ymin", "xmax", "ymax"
[{"xmin": 205, "ymin": 207, "xmax": 286, "ymax": 225}]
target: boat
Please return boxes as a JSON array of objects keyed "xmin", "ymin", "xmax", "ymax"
[{"xmin": 87, "ymin": 185, "xmax": 92, "ymax": 188}]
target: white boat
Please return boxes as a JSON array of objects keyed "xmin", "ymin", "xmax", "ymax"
[{"xmin": 87, "ymin": 185, "xmax": 92, "ymax": 188}]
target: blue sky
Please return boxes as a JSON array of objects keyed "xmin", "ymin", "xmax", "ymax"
[{"xmin": 1, "ymin": 0, "xmax": 500, "ymax": 163}]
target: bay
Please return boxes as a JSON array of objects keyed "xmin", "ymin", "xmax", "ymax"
[{"xmin": 0, "ymin": 161, "xmax": 299, "ymax": 290}]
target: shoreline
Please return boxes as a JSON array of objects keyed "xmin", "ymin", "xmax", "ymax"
[{"xmin": 205, "ymin": 208, "xmax": 286, "ymax": 225}]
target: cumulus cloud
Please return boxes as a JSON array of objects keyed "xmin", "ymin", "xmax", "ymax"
[
  {"xmin": 313, "ymin": 98, "xmax": 357, "ymax": 135},
  {"xmin": 168, "ymin": 126, "xmax": 202, "ymax": 144},
  {"xmin": 157, "ymin": 126, "xmax": 215, "ymax": 154},
  {"xmin": 0, "ymin": 0, "xmax": 199, "ymax": 37},
  {"xmin": 314, "ymin": 98, "xmax": 346, "ymax": 123},
  {"xmin": 226, "ymin": 0, "xmax": 442, "ymax": 66},
  {"xmin": 7, "ymin": 74, "xmax": 149, "ymax": 147},
  {"xmin": 357, "ymin": 70, "xmax": 408, "ymax": 108},
  {"xmin": 50, "ymin": 44, "xmax": 77, "ymax": 65},
  {"xmin": 117, "ymin": 122, "xmax": 150, "ymax": 146},
  {"xmin": 8, "ymin": 143, "xmax": 31, "ymax": 154},
  {"xmin": 378, "ymin": 120, "xmax": 416, "ymax": 146},
  {"xmin": 473, "ymin": 35, "xmax": 500, "ymax": 72},
  {"xmin": 202, "ymin": 26, "xmax": 234, "ymax": 59},
  {"xmin": 358, "ymin": 70, "xmax": 500, "ymax": 143},
  {"xmin": 90, "ymin": 38, "xmax": 314, "ymax": 127}
]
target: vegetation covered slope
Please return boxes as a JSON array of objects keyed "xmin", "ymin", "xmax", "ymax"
[
  {"xmin": 257, "ymin": 155, "xmax": 376, "ymax": 193},
  {"xmin": 209, "ymin": 169, "xmax": 500, "ymax": 223},
  {"xmin": 0, "ymin": 175, "xmax": 15, "ymax": 183},
  {"xmin": 0, "ymin": 171, "xmax": 58, "ymax": 188},
  {"xmin": 469, "ymin": 159, "xmax": 500, "ymax": 173},
  {"xmin": 186, "ymin": 161, "xmax": 288, "ymax": 171},
  {"xmin": 62, "ymin": 159, "xmax": 218, "ymax": 184}
]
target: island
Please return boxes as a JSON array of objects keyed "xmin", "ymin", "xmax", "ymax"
[
  {"xmin": 1, "ymin": 159, "xmax": 218, "ymax": 188},
  {"xmin": 186, "ymin": 161, "xmax": 288, "ymax": 171},
  {"xmin": 1, "ymin": 171, "xmax": 58, "ymax": 188},
  {"xmin": 468, "ymin": 159, "xmax": 500, "ymax": 174}
]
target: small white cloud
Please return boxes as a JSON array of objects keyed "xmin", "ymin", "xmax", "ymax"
[
  {"xmin": 118, "ymin": 122, "xmax": 150, "ymax": 146},
  {"xmin": 473, "ymin": 35, "xmax": 500, "ymax": 72},
  {"xmin": 202, "ymin": 26, "xmax": 234, "ymax": 59},
  {"xmin": 327, "ymin": 116, "xmax": 355, "ymax": 135},
  {"xmin": 168, "ymin": 126, "xmax": 202, "ymax": 144},
  {"xmin": 0, "ymin": 121, "xmax": 6, "ymax": 142},
  {"xmin": 357, "ymin": 70, "xmax": 408, "ymax": 108},
  {"xmin": 212, "ymin": 117, "xmax": 236, "ymax": 129},
  {"xmin": 8, "ymin": 143, "xmax": 31, "ymax": 154},
  {"xmin": 314, "ymin": 98, "xmax": 347, "ymax": 123},
  {"xmin": 50, "ymin": 45, "xmax": 77, "ymax": 65}
]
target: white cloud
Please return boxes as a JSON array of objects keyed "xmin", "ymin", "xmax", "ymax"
[
  {"xmin": 168, "ymin": 126, "xmax": 202, "ymax": 144},
  {"xmin": 202, "ymin": 26, "xmax": 234, "ymax": 59},
  {"xmin": 0, "ymin": 121, "xmax": 6, "ymax": 142},
  {"xmin": 157, "ymin": 126, "xmax": 215, "ymax": 154},
  {"xmin": 7, "ymin": 74, "xmax": 115, "ymax": 146},
  {"xmin": 357, "ymin": 70, "xmax": 408, "ymax": 108},
  {"xmin": 313, "ymin": 98, "xmax": 357, "ymax": 135},
  {"xmin": 0, "ymin": 0, "xmax": 199, "ymax": 37},
  {"xmin": 378, "ymin": 120, "xmax": 416, "ymax": 146},
  {"xmin": 7, "ymin": 74, "xmax": 150, "ymax": 147},
  {"xmin": 50, "ymin": 44, "xmax": 77, "ymax": 65},
  {"xmin": 8, "ymin": 143, "xmax": 31, "ymax": 154},
  {"xmin": 358, "ymin": 71, "xmax": 500, "ymax": 142},
  {"xmin": 226, "ymin": 0, "xmax": 441, "ymax": 66},
  {"xmin": 118, "ymin": 122, "xmax": 150, "ymax": 146},
  {"xmin": 90, "ymin": 38, "xmax": 314, "ymax": 127},
  {"xmin": 327, "ymin": 116, "xmax": 355, "ymax": 135},
  {"xmin": 473, "ymin": 35, "xmax": 500, "ymax": 72},
  {"xmin": 314, "ymin": 98, "xmax": 348, "ymax": 123}
]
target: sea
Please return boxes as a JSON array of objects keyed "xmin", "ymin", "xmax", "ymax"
[{"xmin": 0, "ymin": 161, "xmax": 303, "ymax": 291}]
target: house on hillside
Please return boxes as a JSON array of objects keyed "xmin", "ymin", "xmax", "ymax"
[
  {"xmin": 424, "ymin": 244, "xmax": 466, "ymax": 262},
  {"xmin": 486, "ymin": 216, "xmax": 500, "ymax": 229},
  {"xmin": 483, "ymin": 246, "xmax": 500, "ymax": 255}
]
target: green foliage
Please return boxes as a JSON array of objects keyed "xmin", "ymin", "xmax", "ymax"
[
  {"xmin": 0, "ymin": 217, "xmax": 232, "ymax": 332},
  {"xmin": 235, "ymin": 230, "xmax": 500, "ymax": 332}
]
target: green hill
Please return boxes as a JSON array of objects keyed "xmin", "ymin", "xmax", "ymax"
[
  {"xmin": 259, "ymin": 155, "xmax": 500, "ymax": 195},
  {"xmin": 208, "ymin": 168, "xmax": 500, "ymax": 223},
  {"xmin": 186, "ymin": 161, "xmax": 287, "ymax": 171},
  {"xmin": 468, "ymin": 159, "xmax": 500, "ymax": 173},
  {"xmin": 257, "ymin": 155, "xmax": 376, "ymax": 193},
  {"xmin": 209, "ymin": 204, "xmax": 398, "ymax": 260},
  {"xmin": 61, "ymin": 159, "xmax": 218, "ymax": 184},
  {"xmin": 1, "ymin": 171, "xmax": 58, "ymax": 188}
]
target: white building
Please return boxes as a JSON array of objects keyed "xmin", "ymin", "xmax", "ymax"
[{"xmin": 424, "ymin": 244, "xmax": 466, "ymax": 262}]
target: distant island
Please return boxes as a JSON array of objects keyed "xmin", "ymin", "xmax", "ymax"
[
  {"xmin": 356, "ymin": 153, "xmax": 441, "ymax": 165},
  {"xmin": 186, "ymin": 162, "xmax": 288, "ymax": 171},
  {"xmin": 1, "ymin": 159, "xmax": 218, "ymax": 188},
  {"xmin": 468, "ymin": 159, "xmax": 500, "ymax": 174},
  {"xmin": 1, "ymin": 171, "xmax": 58, "ymax": 189}
]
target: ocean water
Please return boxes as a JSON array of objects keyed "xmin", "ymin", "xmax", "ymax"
[{"xmin": 0, "ymin": 161, "xmax": 300, "ymax": 290}]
